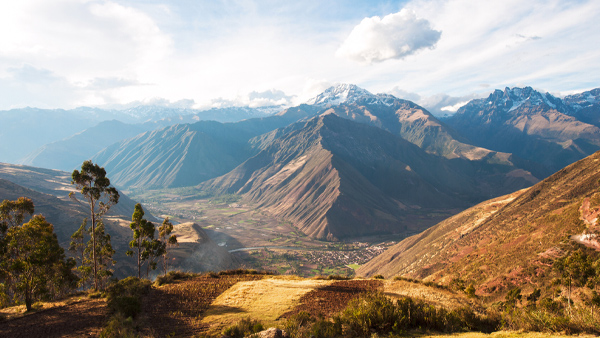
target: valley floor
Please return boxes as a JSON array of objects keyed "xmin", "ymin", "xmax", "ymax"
[{"xmin": 132, "ymin": 190, "xmax": 404, "ymax": 276}]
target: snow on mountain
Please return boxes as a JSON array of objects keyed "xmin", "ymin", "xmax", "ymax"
[
  {"xmin": 563, "ymin": 88, "xmax": 600, "ymax": 112},
  {"xmin": 306, "ymin": 84, "xmax": 395, "ymax": 106},
  {"xmin": 477, "ymin": 87, "xmax": 567, "ymax": 114}
]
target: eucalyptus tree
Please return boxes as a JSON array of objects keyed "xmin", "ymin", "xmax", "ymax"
[
  {"xmin": 127, "ymin": 203, "xmax": 162, "ymax": 278},
  {"xmin": 70, "ymin": 160, "xmax": 119, "ymax": 290},
  {"xmin": 158, "ymin": 217, "xmax": 178, "ymax": 275}
]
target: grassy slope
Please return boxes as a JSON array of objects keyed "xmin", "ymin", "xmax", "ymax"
[{"xmin": 359, "ymin": 150, "xmax": 600, "ymax": 299}]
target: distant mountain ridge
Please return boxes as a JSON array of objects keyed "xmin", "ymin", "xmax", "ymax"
[
  {"xmin": 0, "ymin": 105, "xmax": 282, "ymax": 165},
  {"xmin": 444, "ymin": 86, "xmax": 600, "ymax": 173}
]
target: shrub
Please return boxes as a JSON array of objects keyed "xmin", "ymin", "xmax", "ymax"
[
  {"xmin": 373, "ymin": 275, "xmax": 385, "ymax": 279},
  {"xmin": 106, "ymin": 277, "xmax": 151, "ymax": 318},
  {"xmin": 327, "ymin": 274, "xmax": 350, "ymax": 280},
  {"xmin": 154, "ymin": 270, "xmax": 197, "ymax": 286},
  {"xmin": 218, "ymin": 269, "xmax": 273, "ymax": 276},
  {"xmin": 99, "ymin": 313, "xmax": 137, "ymax": 338},
  {"xmin": 310, "ymin": 317, "xmax": 342, "ymax": 338},
  {"xmin": 283, "ymin": 311, "xmax": 314, "ymax": 338},
  {"xmin": 339, "ymin": 292, "xmax": 498, "ymax": 336},
  {"xmin": 222, "ymin": 317, "xmax": 264, "ymax": 338}
]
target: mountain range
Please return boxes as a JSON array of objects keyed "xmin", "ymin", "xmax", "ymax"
[
  {"xmin": 0, "ymin": 105, "xmax": 280, "ymax": 167},
  {"xmin": 444, "ymin": 86, "xmax": 600, "ymax": 173},
  {"xmin": 3, "ymin": 84, "xmax": 600, "ymax": 243},
  {"xmin": 83, "ymin": 84, "xmax": 600, "ymax": 240},
  {"xmin": 200, "ymin": 114, "xmax": 537, "ymax": 240}
]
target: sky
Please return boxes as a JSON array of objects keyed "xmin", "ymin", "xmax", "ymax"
[{"xmin": 0, "ymin": 0, "xmax": 599, "ymax": 113}]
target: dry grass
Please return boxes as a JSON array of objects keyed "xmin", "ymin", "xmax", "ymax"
[
  {"xmin": 200, "ymin": 276, "xmax": 332, "ymax": 333},
  {"xmin": 383, "ymin": 280, "xmax": 481, "ymax": 311},
  {"xmin": 0, "ymin": 293, "xmax": 89, "ymax": 320},
  {"xmin": 419, "ymin": 331, "xmax": 598, "ymax": 338}
]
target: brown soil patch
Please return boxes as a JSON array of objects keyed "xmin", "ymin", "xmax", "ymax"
[
  {"xmin": 0, "ymin": 298, "xmax": 108, "ymax": 338},
  {"xmin": 141, "ymin": 274, "xmax": 265, "ymax": 337},
  {"xmin": 279, "ymin": 279, "xmax": 382, "ymax": 319}
]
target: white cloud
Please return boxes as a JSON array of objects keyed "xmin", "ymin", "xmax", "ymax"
[
  {"xmin": 440, "ymin": 101, "xmax": 469, "ymax": 113},
  {"xmin": 336, "ymin": 9, "xmax": 441, "ymax": 64},
  {"xmin": 0, "ymin": 0, "xmax": 599, "ymax": 110},
  {"xmin": 208, "ymin": 89, "xmax": 295, "ymax": 109},
  {"xmin": 0, "ymin": 0, "xmax": 172, "ymax": 108}
]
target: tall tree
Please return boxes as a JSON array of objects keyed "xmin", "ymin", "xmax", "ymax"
[
  {"xmin": 69, "ymin": 218, "xmax": 91, "ymax": 289},
  {"xmin": 87, "ymin": 219, "xmax": 115, "ymax": 290},
  {"xmin": 0, "ymin": 197, "xmax": 35, "ymax": 305},
  {"xmin": 1, "ymin": 215, "xmax": 77, "ymax": 311},
  {"xmin": 70, "ymin": 160, "xmax": 119, "ymax": 290},
  {"xmin": 158, "ymin": 217, "xmax": 178, "ymax": 275},
  {"xmin": 127, "ymin": 203, "xmax": 157, "ymax": 278},
  {"xmin": 0, "ymin": 197, "xmax": 34, "ymax": 240}
]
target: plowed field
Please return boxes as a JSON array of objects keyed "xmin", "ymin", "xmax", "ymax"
[
  {"xmin": 141, "ymin": 274, "xmax": 266, "ymax": 337},
  {"xmin": 280, "ymin": 279, "xmax": 383, "ymax": 319}
]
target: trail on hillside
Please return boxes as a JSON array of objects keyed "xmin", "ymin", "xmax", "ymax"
[{"xmin": 0, "ymin": 298, "xmax": 108, "ymax": 338}]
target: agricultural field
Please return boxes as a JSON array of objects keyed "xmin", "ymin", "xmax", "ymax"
[{"xmin": 129, "ymin": 189, "xmax": 399, "ymax": 276}]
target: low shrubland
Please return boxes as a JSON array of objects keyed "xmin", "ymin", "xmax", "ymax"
[
  {"xmin": 283, "ymin": 292, "xmax": 498, "ymax": 338},
  {"xmin": 222, "ymin": 317, "xmax": 265, "ymax": 338}
]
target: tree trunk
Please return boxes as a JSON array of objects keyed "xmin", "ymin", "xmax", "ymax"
[{"xmin": 90, "ymin": 197, "xmax": 98, "ymax": 291}]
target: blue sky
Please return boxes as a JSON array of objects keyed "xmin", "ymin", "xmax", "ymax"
[{"xmin": 0, "ymin": 0, "xmax": 599, "ymax": 112}]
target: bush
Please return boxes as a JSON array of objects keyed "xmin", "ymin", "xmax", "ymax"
[
  {"xmin": 99, "ymin": 313, "xmax": 137, "ymax": 338},
  {"xmin": 500, "ymin": 305, "xmax": 600, "ymax": 335},
  {"xmin": 222, "ymin": 317, "xmax": 264, "ymax": 338},
  {"xmin": 339, "ymin": 292, "xmax": 499, "ymax": 336},
  {"xmin": 373, "ymin": 275, "xmax": 385, "ymax": 279},
  {"xmin": 106, "ymin": 277, "xmax": 151, "ymax": 319},
  {"xmin": 154, "ymin": 270, "xmax": 197, "ymax": 286},
  {"xmin": 310, "ymin": 317, "xmax": 342, "ymax": 338},
  {"xmin": 218, "ymin": 269, "xmax": 273, "ymax": 276},
  {"xmin": 327, "ymin": 275, "xmax": 350, "ymax": 280}
]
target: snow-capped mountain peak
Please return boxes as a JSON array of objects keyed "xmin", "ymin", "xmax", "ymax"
[
  {"xmin": 563, "ymin": 88, "xmax": 600, "ymax": 112},
  {"xmin": 306, "ymin": 84, "xmax": 401, "ymax": 107},
  {"xmin": 306, "ymin": 84, "xmax": 377, "ymax": 106},
  {"xmin": 483, "ymin": 86, "xmax": 565, "ymax": 113}
]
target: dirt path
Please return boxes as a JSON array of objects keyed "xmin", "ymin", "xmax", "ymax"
[{"xmin": 0, "ymin": 298, "xmax": 108, "ymax": 338}]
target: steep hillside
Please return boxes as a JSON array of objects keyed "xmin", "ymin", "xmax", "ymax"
[
  {"xmin": 94, "ymin": 109, "xmax": 318, "ymax": 190},
  {"xmin": 445, "ymin": 87, "xmax": 600, "ymax": 173},
  {"xmin": 21, "ymin": 120, "xmax": 150, "ymax": 171},
  {"xmin": 358, "ymin": 150, "xmax": 600, "ymax": 297},
  {"xmin": 201, "ymin": 114, "xmax": 538, "ymax": 240}
]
